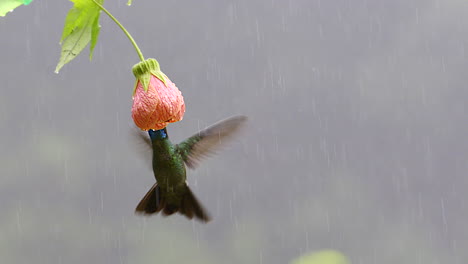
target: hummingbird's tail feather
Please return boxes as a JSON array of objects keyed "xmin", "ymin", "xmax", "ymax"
[
  {"xmin": 135, "ymin": 183, "xmax": 163, "ymax": 214},
  {"xmin": 180, "ymin": 184, "xmax": 211, "ymax": 222},
  {"xmin": 135, "ymin": 183, "xmax": 211, "ymax": 223}
]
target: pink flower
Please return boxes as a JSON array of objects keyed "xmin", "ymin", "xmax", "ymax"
[{"xmin": 131, "ymin": 59, "xmax": 185, "ymax": 131}]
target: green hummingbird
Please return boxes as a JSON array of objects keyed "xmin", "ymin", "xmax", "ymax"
[{"xmin": 134, "ymin": 115, "xmax": 247, "ymax": 222}]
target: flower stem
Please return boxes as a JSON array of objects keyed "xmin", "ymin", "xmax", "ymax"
[{"xmin": 91, "ymin": 0, "xmax": 145, "ymax": 62}]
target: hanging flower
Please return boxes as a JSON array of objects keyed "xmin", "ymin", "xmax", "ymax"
[{"xmin": 131, "ymin": 59, "xmax": 185, "ymax": 130}]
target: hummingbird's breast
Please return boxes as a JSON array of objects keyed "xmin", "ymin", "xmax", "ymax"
[{"xmin": 151, "ymin": 143, "xmax": 187, "ymax": 188}]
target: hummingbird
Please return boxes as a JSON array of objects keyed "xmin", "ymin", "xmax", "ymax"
[{"xmin": 134, "ymin": 115, "xmax": 247, "ymax": 222}]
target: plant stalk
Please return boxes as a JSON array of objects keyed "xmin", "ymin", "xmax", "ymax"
[{"xmin": 91, "ymin": 0, "xmax": 145, "ymax": 61}]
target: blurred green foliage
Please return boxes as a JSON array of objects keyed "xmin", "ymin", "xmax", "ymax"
[
  {"xmin": 291, "ymin": 250, "xmax": 349, "ymax": 264},
  {"xmin": 0, "ymin": 0, "xmax": 32, "ymax": 17}
]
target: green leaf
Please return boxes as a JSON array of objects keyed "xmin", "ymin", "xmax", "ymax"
[
  {"xmin": 55, "ymin": 0, "xmax": 104, "ymax": 73},
  {"xmin": 290, "ymin": 250, "xmax": 350, "ymax": 264},
  {"xmin": 89, "ymin": 12, "xmax": 101, "ymax": 60},
  {"xmin": 0, "ymin": 0, "xmax": 33, "ymax": 17}
]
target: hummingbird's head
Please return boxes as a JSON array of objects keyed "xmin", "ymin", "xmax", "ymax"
[{"xmin": 148, "ymin": 128, "xmax": 168, "ymax": 140}]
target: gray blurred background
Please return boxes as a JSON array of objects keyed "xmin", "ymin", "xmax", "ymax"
[{"xmin": 1, "ymin": 0, "xmax": 467, "ymax": 263}]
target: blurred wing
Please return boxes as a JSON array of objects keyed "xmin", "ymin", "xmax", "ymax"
[
  {"xmin": 129, "ymin": 127, "xmax": 153, "ymax": 170},
  {"xmin": 176, "ymin": 115, "xmax": 247, "ymax": 169}
]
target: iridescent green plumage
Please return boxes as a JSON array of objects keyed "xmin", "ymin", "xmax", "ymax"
[{"xmin": 134, "ymin": 115, "xmax": 247, "ymax": 222}]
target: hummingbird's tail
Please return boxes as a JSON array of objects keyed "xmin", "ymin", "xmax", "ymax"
[{"xmin": 135, "ymin": 183, "xmax": 211, "ymax": 223}]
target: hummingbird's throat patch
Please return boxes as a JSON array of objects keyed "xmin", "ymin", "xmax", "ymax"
[{"xmin": 148, "ymin": 129, "xmax": 168, "ymax": 140}]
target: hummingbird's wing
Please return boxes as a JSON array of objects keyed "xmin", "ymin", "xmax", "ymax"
[
  {"xmin": 130, "ymin": 127, "xmax": 153, "ymax": 169},
  {"xmin": 176, "ymin": 115, "xmax": 247, "ymax": 169}
]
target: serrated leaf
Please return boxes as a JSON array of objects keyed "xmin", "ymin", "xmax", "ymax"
[
  {"xmin": 0, "ymin": 0, "xmax": 33, "ymax": 17},
  {"xmin": 55, "ymin": 0, "xmax": 104, "ymax": 73},
  {"xmin": 89, "ymin": 12, "xmax": 101, "ymax": 60}
]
